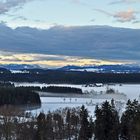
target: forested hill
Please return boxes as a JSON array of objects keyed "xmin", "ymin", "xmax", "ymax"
[
  {"xmin": 45, "ymin": 86, "xmax": 83, "ymax": 94},
  {"xmin": 0, "ymin": 87, "xmax": 41, "ymax": 106},
  {"xmin": 0, "ymin": 68, "xmax": 11, "ymax": 73},
  {"xmin": 1, "ymin": 69, "xmax": 140, "ymax": 83}
]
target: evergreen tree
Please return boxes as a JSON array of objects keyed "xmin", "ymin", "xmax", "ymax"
[
  {"xmin": 94, "ymin": 101, "xmax": 119, "ymax": 140},
  {"xmin": 70, "ymin": 113, "xmax": 80, "ymax": 139},
  {"xmin": 78, "ymin": 105, "xmax": 92, "ymax": 140},
  {"xmin": 88, "ymin": 117, "xmax": 94, "ymax": 139},
  {"xmin": 46, "ymin": 112, "xmax": 54, "ymax": 140},
  {"xmin": 36, "ymin": 113, "xmax": 46, "ymax": 140},
  {"xmin": 120, "ymin": 100, "xmax": 140, "ymax": 140},
  {"xmin": 66, "ymin": 109, "xmax": 71, "ymax": 140},
  {"xmin": 36, "ymin": 112, "xmax": 54, "ymax": 140}
]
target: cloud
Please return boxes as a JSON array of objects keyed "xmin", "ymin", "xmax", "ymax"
[
  {"xmin": 0, "ymin": 51, "xmax": 127, "ymax": 67},
  {"xmin": 114, "ymin": 9, "xmax": 137, "ymax": 22},
  {"xmin": 5, "ymin": 13, "xmax": 46, "ymax": 23},
  {"xmin": 94, "ymin": 9, "xmax": 113, "ymax": 16},
  {"xmin": 0, "ymin": 0, "xmax": 37, "ymax": 15},
  {"xmin": 0, "ymin": 24, "xmax": 139, "ymax": 65},
  {"xmin": 94, "ymin": 8, "xmax": 139, "ymax": 22},
  {"xmin": 12, "ymin": 15, "xmax": 28, "ymax": 21},
  {"xmin": 70, "ymin": 0, "xmax": 89, "ymax": 6},
  {"xmin": 90, "ymin": 19, "xmax": 95, "ymax": 22},
  {"xmin": 71, "ymin": 0, "xmax": 80, "ymax": 3},
  {"xmin": 132, "ymin": 20, "xmax": 140, "ymax": 23},
  {"xmin": 110, "ymin": 0, "xmax": 140, "ymax": 4},
  {"xmin": 0, "ymin": 20, "xmax": 7, "ymax": 25}
]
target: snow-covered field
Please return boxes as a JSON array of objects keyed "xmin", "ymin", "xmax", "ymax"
[
  {"xmin": 31, "ymin": 97, "xmax": 126, "ymax": 117},
  {"xmin": 32, "ymin": 97, "xmax": 108, "ymax": 116},
  {"xmin": 14, "ymin": 82, "xmax": 140, "ymax": 100},
  {"xmin": 14, "ymin": 82, "xmax": 140, "ymax": 116}
]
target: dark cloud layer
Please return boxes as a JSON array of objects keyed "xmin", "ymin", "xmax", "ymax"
[{"xmin": 0, "ymin": 24, "xmax": 140, "ymax": 62}]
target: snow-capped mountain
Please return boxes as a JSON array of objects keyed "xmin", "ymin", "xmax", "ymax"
[
  {"xmin": 58, "ymin": 65, "xmax": 140, "ymax": 73},
  {"xmin": 0, "ymin": 64, "xmax": 140, "ymax": 73},
  {"xmin": 0, "ymin": 64, "xmax": 41, "ymax": 70}
]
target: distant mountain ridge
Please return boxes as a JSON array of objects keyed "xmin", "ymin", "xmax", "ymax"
[
  {"xmin": 0, "ymin": 64, "xmax": 41, "ymax": 70},
  {"xmin": 0, "ymin": 64, "xmax": 140, "ymax": 73},
  {"xmin": 58, "ymin": 65, "xmax": 140, "ymax": 73}
]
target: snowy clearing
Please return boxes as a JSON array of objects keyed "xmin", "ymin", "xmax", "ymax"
[
  {"xmin": 14, "ymin": 82, "xmax": 140, "ymax": 100},
  {"xmin": 13, "ymin": 82, "xmax": 140, "ymax": 116}
]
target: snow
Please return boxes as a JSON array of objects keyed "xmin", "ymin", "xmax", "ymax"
[
  {"xmin": 30, "ymin": 97, "xmax": 126, "ymax": 118},
  {"xmin": 14, "ymin": 82, "xmax": 140, "ymax": 100},
  {"xmin": 32, "ymin": 97, "xmax": 108, "ymax": 116},
  {"xmin": 13, "ymin": 82, "xmax": 140, "ymax": 116},
  {"xmin": 10, "ymin": 70, "xmax": 30, "ymax": 73},
  {"xmin": 70, "ymin": 68, "xmax": 100, "ymax": 72}
]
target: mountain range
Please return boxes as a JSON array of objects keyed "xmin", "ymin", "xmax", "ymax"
[
  {"xmin": 58, "ymin": 65, "xmax": 140, "ymax": 73},
  {"xmin": 0, "ymin": 64, "xmax": 41, "ymax": 70},
  {"xmin": 1, "ymin": 64, "xmax": 140, "ymax": 73}
]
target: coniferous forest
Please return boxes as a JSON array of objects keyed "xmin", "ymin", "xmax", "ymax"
[
  {"xmin": 0, "ymin": 87, "xmax": 41, "ymax": 106},
  {"xmin": 18, "ymin": 86, "xmax": 83, "ymax": 94},
  {"xmin": 1, "ymin": 69, "xmax": 140, "ymax": 84},
  {"xmin": 44, "ymin": 86, "xmax": 83, "ymax": 94},
  {"xmin": 0, "ymin": 100, "xmax": 139, "ymax": 140}
]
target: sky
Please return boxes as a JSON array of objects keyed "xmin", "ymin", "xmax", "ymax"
[
  {"xmin": 0, "ymin": 0, "xmax": 140, "ymax": 29},
  {"xmin": 0, "ymin": 0, "xmax": 140, "ymax": 67}
]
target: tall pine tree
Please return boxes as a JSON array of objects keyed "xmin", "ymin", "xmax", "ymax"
[
  {"xmin": 94, "ymin": 101, "xmax": 119, "ymax": 140},
  {"xmin": 78, "ymin": 105, "xmax": 93, "ymax": 140}
]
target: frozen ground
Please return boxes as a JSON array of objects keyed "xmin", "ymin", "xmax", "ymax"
[
  {"xmin": 32, "ymin": 97, "xmax": 108, "ymax": 116},
  {"xmin": 14, "ymin": 82, "xmax": 140, "ymax": 100},
  {"xmin": 14, "ymin": 82, "xmax": 140, "ymax": 116},
  {"xmin": 31, "ymin": 97, "xmax": 126, "ymax": 117}
]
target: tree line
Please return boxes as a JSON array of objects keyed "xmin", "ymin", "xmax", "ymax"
[
  {"xmin": 44, "ymin": 86, "xmax": 83, "ymax": 94},
  {"xmin": 94, "ymin": 99, "xmax": 140, "ymax": 140},
  {"xmin": 0, "ymin": 87, "xmax": 41, "ymax": 106},
  {"xmin": 0, "ymin": 100, "xmax": 139, "ymax": 140},
  {"xmin": 0, "ymin": 82, "xmax": 83, "ymax": 94},
  {"xmin": 17, "ymin": 86, "xmax": 83, "ymax": 94},
  {"xmin": 1, "ymin": 70, "xmax": 140, "ymax": 83}
]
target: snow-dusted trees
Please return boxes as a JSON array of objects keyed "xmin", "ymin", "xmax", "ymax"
[{"xmin": 0, "ymin": 101, "xmax": 139, "ymax": 140}]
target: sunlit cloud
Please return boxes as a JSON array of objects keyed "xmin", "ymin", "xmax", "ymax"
[
  {"xmin": 0, "ymin": 51, "xmax": 129, "ymax": 68},
  {"xmin": 94, "ymin": 8, "xmax": 139, "ymax": 22},
  {"xmin": 114, "ymin": 9, "xmax": 137, "ymax": 22}
]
